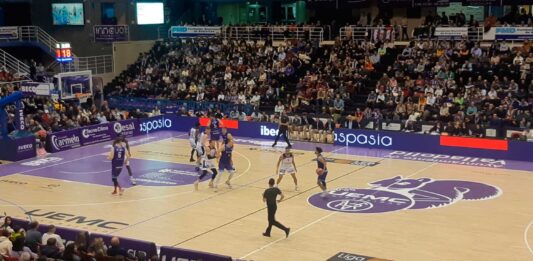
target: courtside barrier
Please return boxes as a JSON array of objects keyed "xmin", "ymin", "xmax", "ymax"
[
  {"xmin": 45, "ymin": 115, "xmax": 281, "ymax": 153},
  {"xmin": 0, "ymin": 136, "xmax": 36, "ymax": 161},
  {"xmin": 334, "ymin": 128, "xmax": 533, "ymax": 162},
  {"xmin": 27, "ymin": 115, "xmax": 533, "ymax": 162},
  {"xmin": 89, "ymin": 233, "xmax": 158, "ymax": 258},
  {"xmin": 8, "ymin": 218, "xmax": 230, "ymax": 260}
]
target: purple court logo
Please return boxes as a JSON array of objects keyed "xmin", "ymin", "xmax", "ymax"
[{"xmin": 308, "ymin": 176, "xmax": 502, "ymax": 214}]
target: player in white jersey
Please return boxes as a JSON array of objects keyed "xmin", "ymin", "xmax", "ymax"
[
  {"xmin": 195, "ymin": 128, "xmax": 210, "ymax": 170},
  {"xmin": 189, "ymin": 123, "xmax": 200, "ymax": 162},
  {"xmin": 194, "ymin": 141, "xmax": 218, "ymax": 190},
  {"xmin": 275, "ymin": 147, "xmax": 298, "ymax": 191}
]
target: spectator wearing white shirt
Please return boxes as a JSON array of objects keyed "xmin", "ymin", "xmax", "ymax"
[
  {"xmin": 217, "ymin": 92, "xmax": 226, "ymax": 102},
  {"xmin": 513, "ymin": 53, "xmax": 524, "ymax": 66},
  {"xmin": 250, "ymin": 92, "xmax": 261, "ymax": 107},
  {"xmin": 42, "ymin": 225, "xmax": 65, "ymax": 252},
  {"xmin": 274, "ymin": 101, "xmax": 285, "ymax": 115}
]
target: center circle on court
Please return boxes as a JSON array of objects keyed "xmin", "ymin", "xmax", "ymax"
[{"xmin": 308, "ymin": 188, "xmax": 414, "ymax": 214}]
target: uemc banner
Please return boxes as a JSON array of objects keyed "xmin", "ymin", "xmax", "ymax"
[
  {"xmin": 435, "ymin": 27, "xmax": 468, "ymax": 39},
  {"xmin": 46, "ymin": 129, "xmax": 82, "ymax": 153},
  {"xmin": 159, "ymin": 246, "xmax": 232, "ymax": 261},
  {"xmin": 20, "ymin": 82, "xmax": 53, "ymax": 97},
  {"xmin": 495, "ymin": 27, "xmax": 533, "ymax": 40},
  {"xmin": 0, "ymin": 26, "xmax": 18, "ymax": 39},
  {"xmin": 80, "ymin": 122, "xmax": 116, "ymax": 146},
  {"xmin": 170, "ymin": 26, "xmax": 221, "ymax": 38},
  {"xmin": 94, "ymin": 25, "xmax": 129, "ymax": 42}
]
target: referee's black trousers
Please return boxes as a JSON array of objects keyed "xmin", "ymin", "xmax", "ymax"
[
  {"xmin": 265, "ymin": 205, "xmax": 288, "ymax": 235},
  {"xmin": 273, "ymin": 128, "xmax": 291, "ymax": 146}
]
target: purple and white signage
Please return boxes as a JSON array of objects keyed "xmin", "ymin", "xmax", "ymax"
[
  {"xmin": 113, "ymin": 119, "xmax": 140, "ymax": 138},
  {"xmin": 94, "ymin": 25, "xmax": 129, "ymax": 42},
  {"xmin": 15, "ymin": 136, "xmax": 36, "ymax": 161},
  {"xmin": 137, "ymin": 115, "xmax": 176, "ymax": 134},
  {"xmin": 80, "ymin": 123, "xmax": 114, "ymax": 146},
  {"xmin": 20, "ymin": 82, "xmax": 53, "ymax": 97},
  {"xmin": 46, "ymin": 129, "xmax": 82, "ymax": 153},
  {"xmin": 308, "ymin": 176, "xmax": 501, "ymax": 214}
]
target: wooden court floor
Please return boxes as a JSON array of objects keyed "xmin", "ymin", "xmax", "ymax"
[{"xmin": 0, "ymin": 133, "xmax": 532, "ymax": 261}]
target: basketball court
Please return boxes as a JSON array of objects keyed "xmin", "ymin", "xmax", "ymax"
[{"xmin": 1, "ymin": 130, "xmax": 532, "ymax": 260}]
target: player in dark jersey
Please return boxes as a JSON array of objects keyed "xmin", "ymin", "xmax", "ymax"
[
  {"xmin": 315, "ymin": 147, "xmax": 328, "ymax": 197},
  {"xmin": 208, "ymin": 114, "xmax": 223, "ymax": 150},
  {"xmin": 220, "ymin": 127, "xmax": 233, "ymax": 145},
  {"xmin": 107, "ymin": 138, "xmax": 128, "ymax": 195},
  {"xmin": 195, "ymin": 141, "xmax": 218, "ymax": 190},
  {"xmin": 120, "ymin": 135, "xmax": 135, "ymax": 185},
  {"xmin": 215, "ymin": 135, "xmax": 235, "ymax": 190}
]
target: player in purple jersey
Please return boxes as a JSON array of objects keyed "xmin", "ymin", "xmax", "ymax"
[
  {"xmin": 214, "ymin": 135, "xmax": 235, "ymax": 190},
  {"xmin": 107, "ymin": 138, "xmax": 128, "ymax": 195},
  {"xmin": 119, "ymin": 135, "xmax": 135, "ymax": 185}
]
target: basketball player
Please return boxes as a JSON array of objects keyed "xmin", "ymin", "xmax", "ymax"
[
  {"xmin": 107, "ymin": 138, "xmax": 128, "ymax": 195},
  {"xmin": 195, "ymin": 128, "xmax": 210, "ymax": 170},
  {"xmin": 315, "ymin": 147, "xmax": 328, "ymax": 197},
  {"xmin": 195, "ymin": 141, "xmax": 217, "ymax": 190},
  {"xmin": 215, "ymin": 135, "xmax": 235, "ymax": 190},
  {"xmin": 120, "ymin": 135, "xmax": 136, "ymax": 185},
  {"xmin": 208, "ymin": 114, "xmax": 223, "ymax": 150},
  {"xmin": 220, "ymin": 127, "xmax": 233, "ymax": 145},
  {"xmin": 189, "ymin": 122, "xmax": 200, "ymax": 162},
  {"xmin": 275, "ymin": 147, "xmax": 298, "ymax": 191}
]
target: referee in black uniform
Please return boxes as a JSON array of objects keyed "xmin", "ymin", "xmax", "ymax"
[
  {"xmin": 272, "ymin": 110, "xmax": 292, "ymax": 148},
  {"xmin": 263, "ymin": 178, "xmax": 290, "ymax": 238}
]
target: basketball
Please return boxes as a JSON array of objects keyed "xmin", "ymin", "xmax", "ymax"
[{"xmin": 316, "ymin": 168, "xmax": 324, "ymax": 176}]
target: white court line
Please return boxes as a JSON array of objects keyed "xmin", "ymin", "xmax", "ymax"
[
  {"xmin": 525, "ymin": 220, "xmax": 533, "ymax": 255},
  {"xmin": 59, "ymin": 169, "xmax": 109, "ymax": 174},
  {"xmin": 240, "ymin": 212, "xmax": 336, "ymax": 259},
  {"xmin": 239, "ymin": 162, "xmax": 438, "ymax": 259}
]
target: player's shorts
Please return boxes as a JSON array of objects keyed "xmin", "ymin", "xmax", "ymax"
[
  {"xmin": 201, "ymin": 159, "xmax": 215, "ymax": 170},
  {"xmin": 317, "ymin": 170, "xmax": 328, "ymax": 182},
  {"xmin": 278, "ymin": 166, "xmax": 296, "ymax": 175},
  {"xmin": 112, "ymin": 165, "xmax": 123, "ymax": 179},
  {"xmin": 211, "ymin": 133, "xmax": 220, "ymax": 141},
  {"xmin": 218, "ymin": 161, "xmax": 235, "ymax": 172},
  {"xmin": 189, "ymin": 139, "xmax": 196, "ymax": 148}
]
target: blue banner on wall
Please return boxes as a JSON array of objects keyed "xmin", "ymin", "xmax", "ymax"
[{"xmin": 495, "ymin": 27, "xmax": 533, "ymax": 40}]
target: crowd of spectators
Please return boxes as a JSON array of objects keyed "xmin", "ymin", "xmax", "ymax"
[
  {"xmin": 0, "ymin": 217, "xmax": 156, "ymax": 261},
  {"xmin": 105, "ymin": 31, "xmax": 533, "ymax": 140}
]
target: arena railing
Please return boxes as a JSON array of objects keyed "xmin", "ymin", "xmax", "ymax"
[
  {"xmin": 0, "ymin": 48, "xmax": 30, "ymax": 76},
  {"xmin": 339, "ymin": 26, "xmax": 484, "ymax": 42},
  {"xmin": 3, "ymin": 26, "xmax": 113, "ymax": 75},
  {"xmin": 221, "ymin": 26, "xmax": 324, "ymax": 42},
  {"xmin": 60, "ymin": 55, "xmax": 114, "ymax": 75},
  {"xmin": 108, "ymin": 96, "xmax": 256, "ymax": 116}
]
